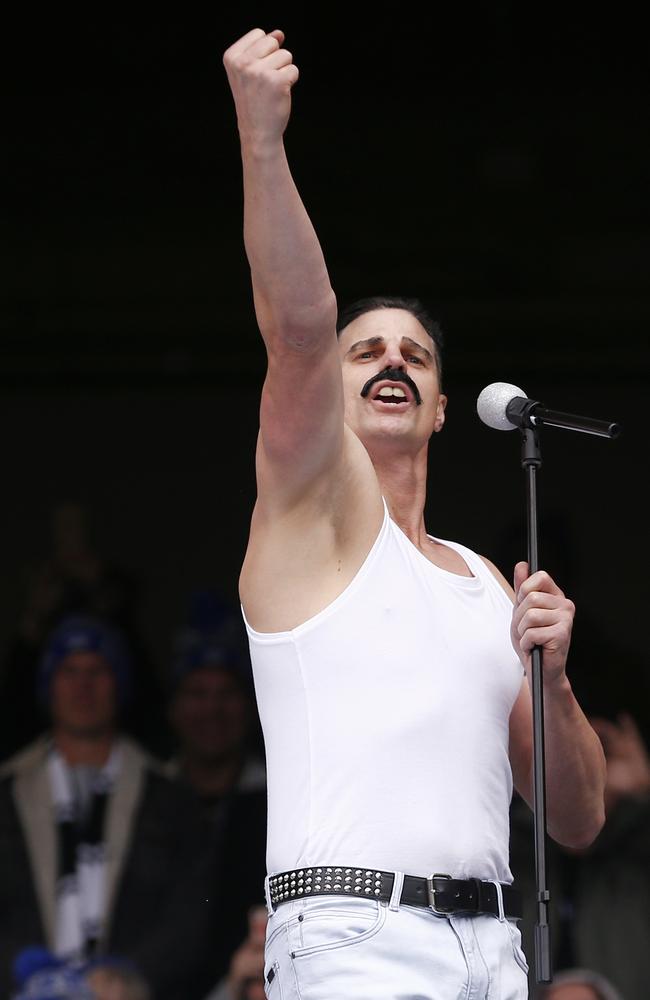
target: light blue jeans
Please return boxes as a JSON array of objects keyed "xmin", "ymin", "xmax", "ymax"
[{"xmin": 262, "ymin": 889, "xmax": 529, "ymax": 999}]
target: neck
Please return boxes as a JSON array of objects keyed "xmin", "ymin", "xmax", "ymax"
[
  {"xmin": 370, "ymin": 442, "xmax": 430, "ymax": 546},
  {"xmin": 53, "ymin": 730, "xmax": 116, "ymax": 767},
  {"xmin": 179, "ymin": 752, "xmax": 245, "ymax": 799}
]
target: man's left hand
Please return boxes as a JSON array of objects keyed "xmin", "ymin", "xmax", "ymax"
[{"xmin": 510, "ymin": 561, "xmax": 575, "ymax": 684}]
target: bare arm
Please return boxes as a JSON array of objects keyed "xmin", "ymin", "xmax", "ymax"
[
  {"xmin": 484, "ymin": 557, "xmax": 606, "ymax": 849},
  {"xmin": 223, "ymin": 29, "xmax": 343, "ymax": 504}
]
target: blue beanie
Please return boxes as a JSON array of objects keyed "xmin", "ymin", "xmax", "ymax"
[
  {"xmin": 170, "ymin": 627, "xmax": 252, "ymax": 693},
  {"xmin": 37, "ymin": 614, "xmax": 133, "ymax": 709},
  {"xmin": 12, "ymin": 947, "xmax": 94, "ymax": 999},
  {"xmin": 169, "ymin": 588, "xmax": 252, "ymax": 694}
]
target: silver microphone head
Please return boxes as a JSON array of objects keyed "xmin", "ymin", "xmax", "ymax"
[{"xmin": 476, "ymin": 382, "xmax": 528, "ymax": 431}]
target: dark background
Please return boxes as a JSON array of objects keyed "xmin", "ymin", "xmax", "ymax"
[{"xmin": 2, "ymin": 4, "xmax": 649, "ymax": 739}]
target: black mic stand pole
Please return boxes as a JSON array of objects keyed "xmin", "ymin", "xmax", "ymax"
[{"xmin": 520, "ymin": 425, "xmax": 552, "ymax": 984}]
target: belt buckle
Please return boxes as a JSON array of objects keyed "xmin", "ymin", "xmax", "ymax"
[{"xmin": 426, "ymin": 873, "xmax": 454, "ymax": 914}]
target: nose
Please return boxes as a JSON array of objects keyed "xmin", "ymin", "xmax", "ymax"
[{"xmin": 381, "ymin": 340, "xmax": 405, "ymax": 370}]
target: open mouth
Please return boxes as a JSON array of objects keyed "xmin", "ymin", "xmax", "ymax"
[
  {"xmin": 360, "ymin": 368, "xmax": 422, "ymax": 406},
  {"xmin": 369, "ymin": 382, "xmax": 414, "ymax": 409},
  {"xmin": 373, "ymin": 386, "xmax": 409, "ymax": 403}
]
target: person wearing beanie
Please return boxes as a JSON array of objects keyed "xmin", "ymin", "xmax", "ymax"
[
  {"xmin": 0, "ymin": 500, "xmax": 169, "ymax": 763},
  {"xmin": 165, "ymin": 617, "xmax": 267, "ymax": 992},
  {"xmin": 167, "ymin": 624, "xmax": 265, "ymax": 823},
  {"xmin": 0, "ymin": 613, "xmax": 219, "ymax": 1000},
  {"xmin": 35, "ymin": 615, "xmax": 133, "ymax": 718},
  {"xmin": 10, "ymin": 945, "xmax": 151, "ymax": 1000}
]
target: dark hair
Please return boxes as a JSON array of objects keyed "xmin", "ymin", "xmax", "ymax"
[{"xmin": 336, "ymin": 295, "xmax": 444, "ymax": 381}]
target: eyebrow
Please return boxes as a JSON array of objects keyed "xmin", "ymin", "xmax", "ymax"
[
  {"xmin": 402, "ymin": 337, "xmax": 434, "ymax": 363},
  {"xmin": 345, "ymin": 336, "xmax": 433, "ymax": 364},
  {"xmin": 345, "ymin": 336, "xmax": 384, "ymax": 357}
]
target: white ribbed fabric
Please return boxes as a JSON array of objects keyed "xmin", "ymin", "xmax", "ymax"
[{"xmin": 243, "ymin": 500, "xmax": 523, "ymax": 883}]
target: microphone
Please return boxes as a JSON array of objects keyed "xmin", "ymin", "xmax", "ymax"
[{"xmin": 476, "ymin": 382, "xmax": 621, "ymax": 439}]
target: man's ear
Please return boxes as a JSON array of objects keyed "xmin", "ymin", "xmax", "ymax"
[{"xmin": 433, "ymin": 394, "xmax": 447, "ymax": 433}]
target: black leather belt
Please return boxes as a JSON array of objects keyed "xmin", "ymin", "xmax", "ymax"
[{"xmin": 268, "ymin": 866, "xmax": 522, "ymax": 919}]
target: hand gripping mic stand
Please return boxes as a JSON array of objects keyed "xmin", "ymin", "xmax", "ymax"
[{"xmin": 515, "ymin": 409, "xmax": 620, "ymax": 984}]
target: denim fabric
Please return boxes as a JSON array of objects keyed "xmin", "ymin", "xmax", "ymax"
[{"xmin": 263, "ymin": 895, "xmax": 529, "ymax": 999}]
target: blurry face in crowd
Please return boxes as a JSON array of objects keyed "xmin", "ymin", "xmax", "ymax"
[
  {"xmin": 50, "ymin": 651, "xmax": 117, "ymax": 738},
  {"xmin": 170, "ymin": 665, "xmax": 252, "ymax": 762},
  {"xmin": 545, "ymin": 985, "xmax": 601, "ymax": 1000}
]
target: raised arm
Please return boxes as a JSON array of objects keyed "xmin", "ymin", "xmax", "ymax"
[{"xmin": 223, "ymin": 29, "xmax": 344, "ymax": 505}]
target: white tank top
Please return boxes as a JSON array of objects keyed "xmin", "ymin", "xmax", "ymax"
[{"xmin": 242, "ymin": 500, "xmax": 523, "ymax": 883}]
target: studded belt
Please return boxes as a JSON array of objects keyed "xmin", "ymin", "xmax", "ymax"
[{"xmin": 267, "ymin": 866, "xmax": 522, "ymax": 919}]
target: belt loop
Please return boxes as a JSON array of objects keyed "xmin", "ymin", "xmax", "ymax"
[
  {"xmin": 491, "ymin": 880, "xmax": 506, "ymax": 922},
  {"xmin": 264, "ymin": 874, "xmax": 275, "ymax": 917},
  {"xmin": 389, "ymin": 871, "xmax": 404, "ymax": 911}
]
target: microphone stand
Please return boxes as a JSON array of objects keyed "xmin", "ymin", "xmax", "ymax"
[
  {"xmin": 520, "ymin": 426, "xmax": 552, "ymax": 983},
  {"xmin": 478, "ymin": 385, "xmax": 620, "ymax": 982}
]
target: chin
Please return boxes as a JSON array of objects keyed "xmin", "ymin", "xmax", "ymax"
[{"xmin": 361, "ymin": 417, "xmax": 418, "ymax": 443}]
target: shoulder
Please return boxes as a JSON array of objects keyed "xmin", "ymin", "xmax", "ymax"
[
  {"xmin": 479, "ymin": 554, "xmax": 515, "ymax": 602},
  {"xmin": 427, "ymin": 534, "xmax": 515, "ymax": 603},
  {"xmin": 128, "ymin": 754, "xmax": 208, "ymax": 845},
  {"xmin": 130, "ymin": 743, "xmax": 201, "ymax": 809},
  {"xmin": 0, "ymin": 734, "xmax": 50, "ymax": 781},
  {"xmin": 160, "ymin": 755, "xmax": 181, "ymax": 780},
  {"xmin": 238, "ymin": 755, "xmax": 266, "ymax": 792},
  {"xmin": 117, "ymin": 737, "xmax": 189, "ymax": 812},
  {"xmin": 119, "ymin": 735, "xmax": 167, "ymax": 776},
  {"xmin": 241, "ymin": 427, "xmax": 384, "ymax": 630}
]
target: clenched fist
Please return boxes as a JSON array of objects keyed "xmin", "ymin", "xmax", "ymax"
[{"xmin": 223, "ymin": 28, "xmax": 299, "ymax": 146}]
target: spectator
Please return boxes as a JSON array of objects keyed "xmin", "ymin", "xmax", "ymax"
[
  {"xmin": 203, "ymin": 906, "xmax": 267, "ymax": 1000},
  {"xmin": 167, "ymin": 616, "xmax": 265, "ymax": 828},
  {"xmin": 0, "ymin": 613, "xmax": 216, "ymax": 1000},
  {"xmin": 166, "ymin": 602, "xmax": 267, "ymax": 987},
  {"xmin": 0, "ymin": 501, "xmax": 168, "ymax": 759},
  {"xmin": 510, "ymin": 710, "xmax": 650, "ymax": 1000},
  {"xmin": 10, "ymin": 947, "xmax": 151, "ymax": 1000},
  {"xmin": 535, "ymin": 966, "xmax": 624, "ymax": 999},
  {"xmin": 10, "ymin": 949, "xmax": 94, "ymax": 999},
  {"xmin": 85, "ymin": 961, "xmax": 151, "ymax": 1000}
]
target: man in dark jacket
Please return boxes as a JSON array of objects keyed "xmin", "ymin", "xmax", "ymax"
[{"xmin": 0, "ymin": 613, "xmax": 217, "ymax": 1000}]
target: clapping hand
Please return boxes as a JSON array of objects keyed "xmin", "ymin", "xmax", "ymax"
[{"xmin": 589, "ymin": 712, "xmax": 650, "ymax": 813}]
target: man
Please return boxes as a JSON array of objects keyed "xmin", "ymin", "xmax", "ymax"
[
  {"xmin": 223, "ymin": 27, "xmax": 606, "ymax": 999},
  {"xmin": 166, "ymin": 623, "xmax": 266, "ymax": 835},
  {"xmin": 0, "ymin": 614, "xmax": 215, "ymax": 1000},
  {"xmin": 0, "ymin": 500, "xmax": 167, "ymax": 762},
  {"xmin": 10, "ymin": 947, "xmax": 151, "ymax": 1000},
  {"xmin": 202, "ymin": 905, "xmax": 267, "ymax": 1000},
  {"xmin": 535, "ymin": 968, "xmax": 624, "ymax": 1000},
  {"xmin": 165, "ymin": 625, "xmax": 267, "ymax": 987},
  {"xmin": 511, "ymin": 710, "xmax": 650, "ymax": 1000}
]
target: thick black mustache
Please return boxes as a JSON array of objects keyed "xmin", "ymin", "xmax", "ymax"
[{"xmin": 360, "ymin": 367, "xmax": 422, "ymax": 406}]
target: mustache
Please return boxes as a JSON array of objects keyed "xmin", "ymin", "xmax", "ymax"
[{"xmin": 360, "ymin": 367, "xmax": 422, "ymax": 406}]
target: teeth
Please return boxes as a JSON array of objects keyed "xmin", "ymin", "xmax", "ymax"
[{"xmin": 377, "ymin": 386, "xmax": 407, "ymax": 399}]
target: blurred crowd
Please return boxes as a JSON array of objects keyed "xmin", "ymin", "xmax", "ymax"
[{"xmin": 0, "ymin": 502, "xmax": 648, "ymax": 1000}]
